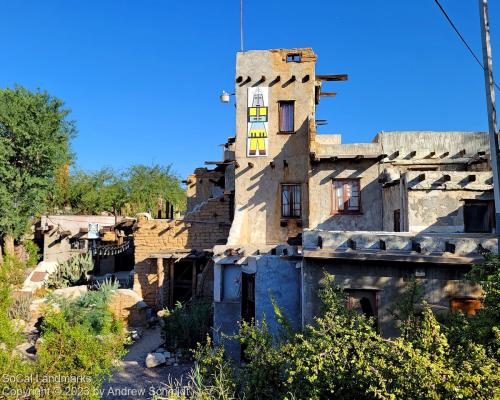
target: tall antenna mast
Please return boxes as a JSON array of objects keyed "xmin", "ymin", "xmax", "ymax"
[{"xmin": 240, "ymin": 0, "xmax": 244, "ymax": 52}]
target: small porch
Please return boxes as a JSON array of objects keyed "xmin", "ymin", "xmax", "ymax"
[{"xmin": 148, "ymin": 249, "xmax": 213, "ymax": 310}]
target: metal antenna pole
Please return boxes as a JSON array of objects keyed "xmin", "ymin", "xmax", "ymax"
[
  {"xmin": 479, "ymin": 0, "xmax": 500, "ymax": 252},
  {"xmin": 240, "ymin": 0, "xmax": 244, "ymax": 52}
]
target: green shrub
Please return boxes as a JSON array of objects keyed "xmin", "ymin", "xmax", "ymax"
[
  {"xmin": 189, "ymin": 273, "xmax": 500, "ymax": 400},
  {"xmin": 161, "ymin": 298, "xmax": 212, "ymax": 350},
  {"xmin": 23, "ymin": 239, "xmax": 41, "ymax": 268},
  {"xmin": 34, "ymin": 281, "xmax": 127, "ymax": 399},
  {"xmin": 46, "ymin": 253, "xmax": 93, "ymax": 288},
  {"xmin": 8, "ymin": 290, "xmax": 33, "ymax": 320}
]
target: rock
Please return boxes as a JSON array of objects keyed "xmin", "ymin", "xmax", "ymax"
[
  {"xmin": 165, "ymin": 358, "xmax": 174, "ymax": 366},
  {"xmin": 52, "ymin": 285, "xmax": 88, "ymax": 300},
  {"xmin": 14, "ymin": 342, "xmax": 37, "ymax": 361},
  {"xmin": 163, "ymin": 351, "xmax": 171, "ymax": 358},
  {"xmin": 173, "ymin": 363, "xmax": 178, "ymax": 367},
  {"xmin": 145, "ymin": 352, "xmax": 166, "ymax": 368},
  {"xmin": 12, "ymin": 319, "xmax": 26, "ymax": 331},
  {"xmin": 156, "ymin": 347, "xmax": 165, "ymax": 353}
]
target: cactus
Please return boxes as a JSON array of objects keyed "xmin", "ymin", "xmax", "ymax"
[{"xmin": 46, "ymin": 253, "xmax": 94, "ymax": 289}]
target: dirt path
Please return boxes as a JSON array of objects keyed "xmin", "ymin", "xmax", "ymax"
[{"xmin": 101, "ymin": 326, "xmax": 192, "ymax": 399}]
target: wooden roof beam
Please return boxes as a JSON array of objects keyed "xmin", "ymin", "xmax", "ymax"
[
  {"xmin": 320, "ymin": 92, "xmax": 337, "ymax": 97},
  {"xmin": 316, "ymin": 74, "xmax": 348, "ymax": 81}
]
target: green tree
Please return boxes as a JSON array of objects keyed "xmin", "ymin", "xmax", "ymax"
[
  {"xmin": 52, "ymin": 164, "xmax": 185, "ymax": 217},
  {"xmin": 66, "ymin": 168, "xmax": 127, "ymax": 215},
  {"xmin": 0, "ymin": 86, "xmax": 75, "ymax": 255},
  {"xmin": 124, "ymin": 164, "xmax": 185, "ymax": 216}
]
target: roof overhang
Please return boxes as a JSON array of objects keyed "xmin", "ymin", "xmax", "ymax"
[{"xmin": 303, "ymin": 249, "xmax": 483, "ymax": 265}]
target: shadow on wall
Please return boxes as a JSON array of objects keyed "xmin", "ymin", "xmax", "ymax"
[
  {"xmin": 234, "ymin": 119, "xmax": 310, "ymax": 244},
  {"xmin": 303, "ymin": 258, "xmax": 481, "ymax": 337},
  {"xmin": 311, "ymin": 159, "xmax": 383, "ymax": 232},
  {"xmin": 408, "ymin": 193, "xmax": 494, "ymax": 235}
]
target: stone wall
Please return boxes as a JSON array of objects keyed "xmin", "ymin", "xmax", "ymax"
[
  {"xmin": 133, "ymin": 194, "xmax": 231, "ymax": 306},
  {"xmin": 108, "ymin": 289, "xmax": 149, "ymax": 327},
  {"xmin": 186, "ymin": 168, "xmax": 225, "ymax": 212}
]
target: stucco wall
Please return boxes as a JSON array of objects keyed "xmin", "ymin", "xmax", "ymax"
[
  {"xmin": 309, "ymin": 160, "xmax": 383, "ymax": 231},
  {"xmin": 375, "ymin": 131, "xmax": 489, "ymax": 158},
  {"xmin": 405, "ymin": 171, "xmax": 493, "ymax": 233},
  {"xmin": 382, "ymin": 184, "xmax": 403, "ymax": 231},
  {"xmin": 213, "ymin": 255, "xmax": 301, "ymax": 361},
  {"xmin": 255, "ymin": 256, "xmax": 301, "ymax": 333},
  {"xmin": 229, "ymin": 48, "xmax": 316, "ymax": 246},
  {"xmin": 41, "ymin": 215, "xmax": 116, "ymax": 263},
  {"xmin": 303, "ymin": 258, "xmax": 482, "ymax": 337}
]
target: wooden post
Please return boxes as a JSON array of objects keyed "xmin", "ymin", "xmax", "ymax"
[
  {"xmin": 192, "ymin": 261, "xmax": 197, "ymax": 298},
  {"xmin": 169, "ymin": 260, "xmax": 175, "ymax": 307},
  {"xmin": 156, "ymin": 258, "xmax": 164, "ymax": 310}
]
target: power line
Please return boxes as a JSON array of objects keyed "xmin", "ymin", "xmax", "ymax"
[{"xmin": 433, "ymin": 0, "xmax": 500, "ymax": 92}]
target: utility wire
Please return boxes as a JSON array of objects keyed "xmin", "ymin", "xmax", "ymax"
[{"xmin": 433, "ymin": 0, "xmax": 500, "ymax": 92}]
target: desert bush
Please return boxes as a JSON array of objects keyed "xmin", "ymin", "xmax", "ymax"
[
  {"xmin": 154, "ymin": 337, "xmax": 236, "ymax": 400},
  {"xmin": 46, "ymin": 253, "xmax": 93, "ymax": 288},
  {"xmin": 8, "ymin": 290, "xmax": 33, "ymax": 320},
  {"xmin": 34, "ymin": 281, "xmax": 127, "ymax": 399},
  {"xmin": 161, "ymin": 298, "xmax": 212, "ymax": 350},
  {"xmin": 0, "ymin": 256, "xmax": 36, "ymax": 399}
]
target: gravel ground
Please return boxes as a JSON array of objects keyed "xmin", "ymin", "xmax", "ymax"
[{"xmin": 101, "ymin": 326, "xmax": 193, "ymax": 400}]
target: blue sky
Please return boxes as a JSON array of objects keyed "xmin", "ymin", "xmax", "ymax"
[{"xmin": 0, "ymin": 0, "xmax": 498, "ymax": 179}]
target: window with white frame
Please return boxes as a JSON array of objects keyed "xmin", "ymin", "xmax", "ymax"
[{"xmin": 332, "ymin": 179, "xmax": 360, "ymax": 213}]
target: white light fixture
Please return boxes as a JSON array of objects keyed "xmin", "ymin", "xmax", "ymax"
[{"xmin": 219, "ymin": 90, "xmax": 233, "ymax": 103}]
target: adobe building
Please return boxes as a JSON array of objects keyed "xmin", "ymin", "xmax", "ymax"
[
  {"xmin": 212, "ymin": 48, "xmax": 497, "ymax": 359},
  {"xmin": 39, "ymin": 214, "xmax": 135, "ymax": 275},
  {"xmin": 132, "ymin": 144, "xmax": 235, "ymax": 309}
]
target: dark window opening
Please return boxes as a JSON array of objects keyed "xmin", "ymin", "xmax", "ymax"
[
  {"xmin": 281, "ymin": 184, "xmax": 301, "ymax": 218},
  {"xmin": 394, "ymin": 209, "xmax": 401, "ymax": 232},
  {"xmin": 70, "ymin": 238, "xmax": 86, "ymax": 250},
  {"xmin": 346, "ymin": 289, "xmax": 378, "ymax": 330},
  {"xmin": 278, "ymin": 101, "xmax": 295, "ymax": 133},
  {"xmin": 332, "ymin": 179, "xmax": 361, "ymax": 213},
  {"xmin": 172, "ymin": 260, "xmax": 197, "ymax": 305},
  {"xmin": 241, "ymin": 273, "xmax": 255, "ymax": 323},
  {"xmin": 241, "ymin": 272, "xmax": 256, "ymax": 361},
  {"xmin": 464, "ymin": 200, "xmax": 494, "ymax": 233},
  {"xmin": 286, "ymin": 53, "xmax": 301, "ymax": 63}
]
